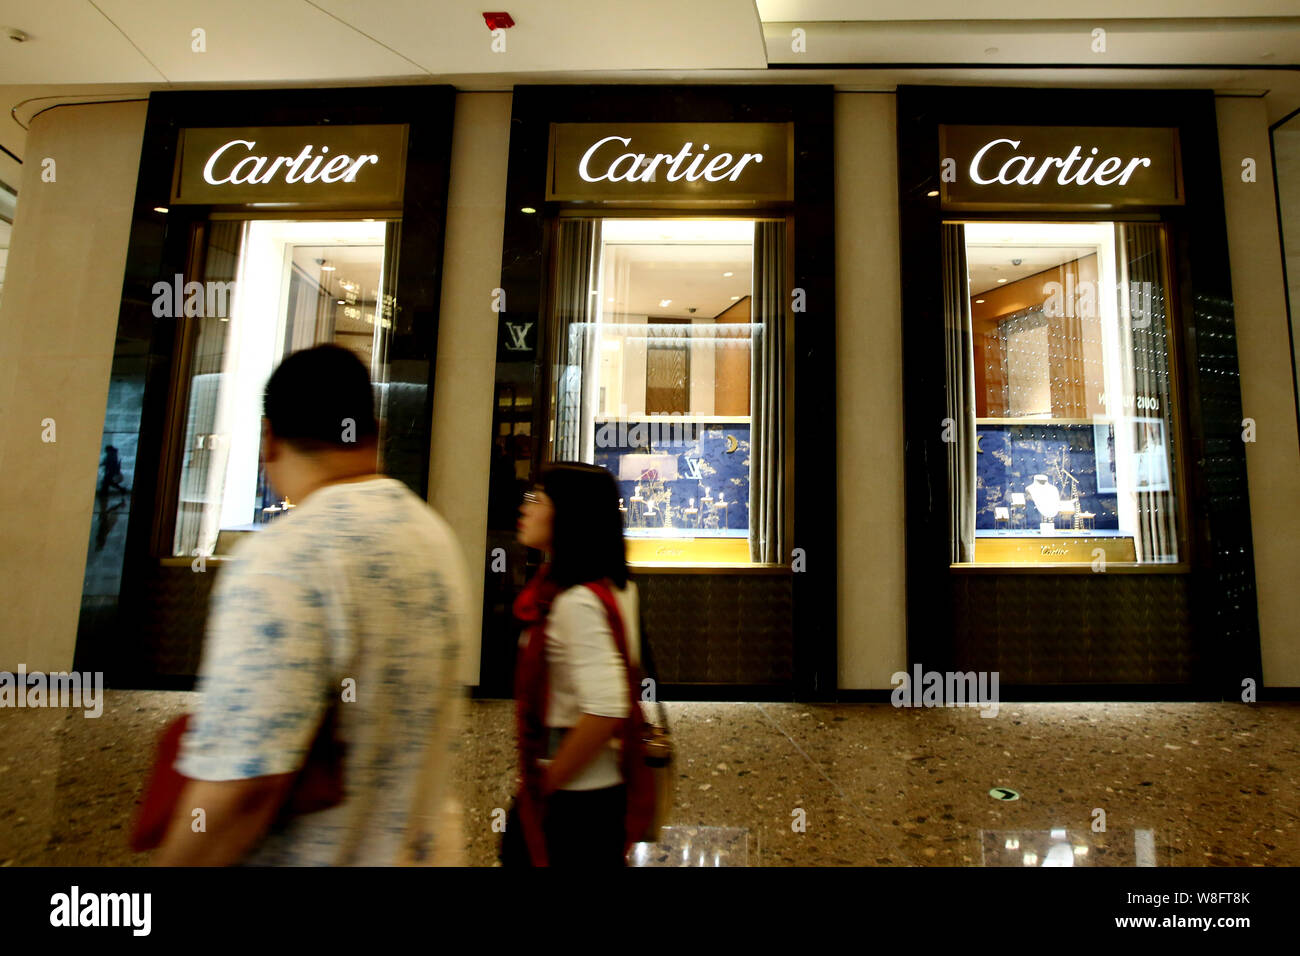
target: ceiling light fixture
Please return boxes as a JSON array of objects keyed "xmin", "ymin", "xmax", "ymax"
[
  {"xmin": 975, "ymin": 298, "xmax": 985, "ymax": 304},
  {"xmin": 520, "ymin": 206, "xmax": 536, "ymax": 214},
  {"xmin": 153, "ymin": 206, "xmax": 168, "ymax": 214},
  {"xmin": 723, "ymin": 271, "xmax": 733, "ymax": 277},
  {"xmin": 996, "ymin": 278, "xmax": 1007, "ymax": 283},
  {"xmin": 659, "ymin": 299, "xmax": 672, "ymax": 308},
  {"xmin": 926, "ymin": 190, "xmax": 939, "ymax": 198}
]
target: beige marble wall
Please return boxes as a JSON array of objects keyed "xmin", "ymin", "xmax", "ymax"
[
  {"xmin": 834, "ymin": 92, "xmax": 908, "ymax": 688},
  {"xmin": 0, "ymin": 101, "xmax": 146, "ymax": 673},
  {"xmin": 1216, "ymin": 96, "xmax": 1300, "ymax": 687},
  {"xmin": 1273, "ymin": 125, "xmax": 1300, "ymax": 468},
  {"xmin": 427, "ymin": 92, "xmax": 513, "ymax": 687}
]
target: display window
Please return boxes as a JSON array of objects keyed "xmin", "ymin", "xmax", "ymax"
[
  {"xmin": 944, "ymin": 219, "xmax": 1183, "ymax": 567},
  {"xmin": 164, "ymin": 217, "xmax": 398, "ymax": 559},
  {"xmin": 544, "ymin": 216, "xmax": 787, "ymax": 565}
]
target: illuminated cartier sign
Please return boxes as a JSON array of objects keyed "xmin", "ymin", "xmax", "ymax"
[
  {"xmin": 201, "ymin": 140, "xmax": 379, "ymax": 186},
  {"xmin": 967, "ymin": 138, "xmax": 1151, "ymax": 188},
  {"xmin": 576, "ymin": 135, "xmax": 764, "ymax": 184},
  {"xmin": 548, "ymin": 122, "xmax": 792, "ymax": 203},
  {"xmin": 172, "ymin": 124, "xmax": 408, "ymax": 206},
  {"xmin": 939, "ymin": 125, "xmax": 1183, "ymax": 210}
]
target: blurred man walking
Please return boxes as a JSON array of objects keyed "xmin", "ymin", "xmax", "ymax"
[{"xmin": 153, "ymin": 345, "xmax": 468, "ymax": 866}]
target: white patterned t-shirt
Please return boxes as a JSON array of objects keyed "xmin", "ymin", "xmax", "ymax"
[{"xmin": 177, "ymin": 477, "xmax": 468, "ymax": 866}]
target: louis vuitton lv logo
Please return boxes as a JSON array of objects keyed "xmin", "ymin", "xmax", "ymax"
[{"xmin": 504, "ymin": 321, "xmax": 533, "ymax": 351}]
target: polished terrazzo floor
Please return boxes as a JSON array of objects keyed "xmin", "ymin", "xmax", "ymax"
[{"xmin": 2, "ymin": 692, "xmax": 1297, "ymax": 866}]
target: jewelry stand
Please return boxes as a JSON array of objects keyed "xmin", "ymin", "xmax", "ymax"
[
  {"xmin": 629, "ymin": 484, "xmax": 645, "ymax": 529},
  {"xmin": 1009, "ymin": 492, "xmax": 1027, "ymax": 530}
]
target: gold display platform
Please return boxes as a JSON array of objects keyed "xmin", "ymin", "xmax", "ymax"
[
  {"xmin": 626, "ymin": 536, "xmax": 750, "ymax": 565},
  {"xmin": 973, "ymin": 535, "xmax": 1137, "ymax": 565}
]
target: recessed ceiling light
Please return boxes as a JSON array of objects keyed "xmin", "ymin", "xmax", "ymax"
[
  {"xmin": 723, "ymin": 271, "xmax": 734, "ymax": 277},
  {"xmin": 153, "ymin": 206, "xmax": 168, "ymax": 214},
  {"xmin": 975, "ymin": 298, "xmax": 985, "ymax": 304},
  {"xmin": 521, "ymin": 206, "xmax": 536, "ymax": 214},
  {"xmin": 996, "ymin": 278, "xmax": 1007, "ymax": 283},
  {"xmin": 926, "ymin": 190, "xmax": 939, "ymax": 198},
  {"xmin": 659, "ymin": 299, "xmax": 672, "ymax": 307}
]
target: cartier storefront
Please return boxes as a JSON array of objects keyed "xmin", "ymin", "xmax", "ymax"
[
  {"xmin": 898, "ymin": 86, "xmax": 1262, "ymax": 696},
  {"xmin": 479, "ymin": 86, "xmax": 835, "ymax": 698},
  {"xmin": 75, "ymin": 86, "xmax": 456, "ymax": 685}
]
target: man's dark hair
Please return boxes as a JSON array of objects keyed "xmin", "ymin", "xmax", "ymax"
[
  {"xmin": 263, "ymin": 344, "xmax": 379, "ymax": 450},
  {"xmin": 541, "ymin": 462, "xmax": 628, "ymax": 589}
]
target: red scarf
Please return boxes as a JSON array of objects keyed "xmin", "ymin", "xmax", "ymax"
[{"xmin": 513, "ymin": 566, "xmax": 654, "ymax": 866}]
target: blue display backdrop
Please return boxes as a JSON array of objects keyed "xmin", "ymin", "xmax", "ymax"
[
  {"xmin": 592, "ymin": 418, "xmax": 750, "ymax": 535},
  {"xmin": 975, "ymin": 422, "xmax": 1119, "ymax": 530}
]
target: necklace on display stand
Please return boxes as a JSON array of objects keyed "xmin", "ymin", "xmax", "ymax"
[{"xmin": 1025, "ymin": 474, "xmax": 1061, "ymax": 533}]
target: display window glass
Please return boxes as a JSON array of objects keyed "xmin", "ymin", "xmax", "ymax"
[
  {"xmin": 545, "ymin": 217, "xmax": 787, "ymax": 565},
  {"xmin": 945, "ymin": 220, "xmax": 1182, "ymax": 567},
  {"xmin": 166, "ymin": 217, "xmax": 398, "ymax": 559}
]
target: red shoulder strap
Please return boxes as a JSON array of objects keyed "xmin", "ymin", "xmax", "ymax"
[
  {"xmin": 583, "ymin": 580, "xmax": 634, "ymax": 675},
  {"xmin": 584, "ymin": 581, "xmax": 655, "ymax": 853}
]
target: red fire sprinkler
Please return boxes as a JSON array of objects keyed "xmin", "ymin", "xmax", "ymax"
[{"xmin": 483, "ymin": 12, "xmax": 515, "ymax": 30}]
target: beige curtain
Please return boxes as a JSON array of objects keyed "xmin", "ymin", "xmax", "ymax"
[
  {"xmin": 173, "ymin": 220, "xmax": 245, "ymax": 558},
  {"xmin": 942, "ymin": 223, "xmax": 977, "ymax": 563},
  {"xmin": 749, "ymin": 221, "xmax": 786, "ymax": 564},
  {"xmin": 1115, "ymin": 222, "xmax": 1178, "ymax": 562},
  {"xmin": 547, "ymin": 219, "xmax": 602, "ymax": 462}
]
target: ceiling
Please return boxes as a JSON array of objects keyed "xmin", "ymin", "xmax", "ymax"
[
  {"xmin": 968, "ymin": 245, "xmax": 1095, "ymax": 295},
  {"xmin": 1, "ymin": 1, "xmax": 1297, "ymax": 189},
  {"xmin": 602, "ymin": 241, "xmax": 753, "ymax": 320}
]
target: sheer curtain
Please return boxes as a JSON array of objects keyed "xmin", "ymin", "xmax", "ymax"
[
  {"xmin": 548, "ymin": 219, "xmax": 602, "ymax": 462},
  {"xmin": 942, "ymin": 224, "xmax": 977, "ymax": 564},
  {"xmin": 1115, "ymin": 222, "xmax": 1178, "ymax": 562},
  {"xmin": 749, "ymin": 221, "xmax": 786, "ymax": 564},
  {"xmin": 173, "ymin": 221, "xmax": 245, "ymax": 558}
]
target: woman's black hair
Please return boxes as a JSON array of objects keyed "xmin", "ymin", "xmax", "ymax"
[{"xmin": 540, "ymin": 462, "xmax": 628, "ymax": 589}]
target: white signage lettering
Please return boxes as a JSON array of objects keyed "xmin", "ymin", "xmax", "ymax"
[
  {"xmin": 968, "ymin": 138, "xmax": 1151, "ymax": 189},
  {"xmin": 577, "ymin": 134, "xmax": 763, "ymax": 185},
  {"xmin": 201, "ymin": 139, "xmax": 379, "ymax": 187}
]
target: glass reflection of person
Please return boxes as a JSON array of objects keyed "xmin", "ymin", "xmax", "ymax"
[{"xmin": 100, "ymin": 445, "xmax": 130, "ymax": 495}]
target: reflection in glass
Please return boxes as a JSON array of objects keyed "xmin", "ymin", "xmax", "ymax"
[
  {"xmin": 629, "ymin": 826, "xmax": 749, "ymax": 867},
  {"xmin": 980, "ymin": 828, "xmax": 1160, "ymax": 866}
]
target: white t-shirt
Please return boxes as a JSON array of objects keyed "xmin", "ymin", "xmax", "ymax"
[
  {"xmin": 543, "ymin": 581, "xmax": 640, "ymax": 791},
  {"xmin": 177, "ymin": 477, "xmax": 468, "ymax": 866}
]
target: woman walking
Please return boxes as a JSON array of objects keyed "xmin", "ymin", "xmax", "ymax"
[{"xmin": 503, "ymin": 462, "xmax": 652, "ymax": 867}]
